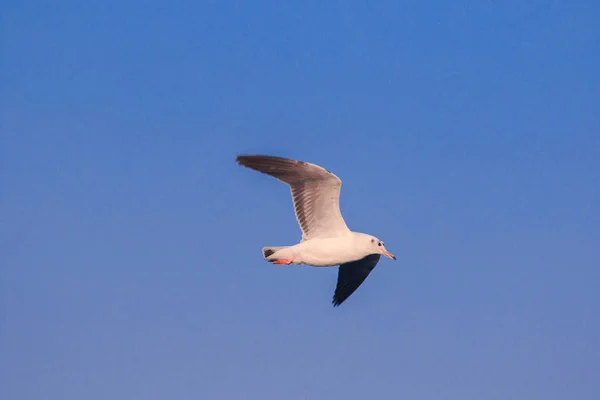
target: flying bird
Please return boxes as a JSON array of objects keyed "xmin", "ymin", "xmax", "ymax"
[{"xmin": 236, "ymin": 154, "xmax": 397, "ymax": 306}]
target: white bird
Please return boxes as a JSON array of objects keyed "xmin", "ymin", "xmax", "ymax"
[{"xmin": 236, "ymin": 154, "xmax": 397, "ymax": 306}]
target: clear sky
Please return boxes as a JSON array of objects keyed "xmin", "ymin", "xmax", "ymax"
[{"xmin": 2, "ymin": 1, "xmax": 599, "ymax": 399}]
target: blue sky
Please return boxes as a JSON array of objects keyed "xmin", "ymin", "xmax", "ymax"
[{"xmin": 2, "ymin": 1, "xmax": 599, "ymax": 399}]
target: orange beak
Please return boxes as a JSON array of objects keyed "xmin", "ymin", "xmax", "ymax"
[{"xmin": 383, "ymin": 250, "xmax": 396, "ymax": 260}]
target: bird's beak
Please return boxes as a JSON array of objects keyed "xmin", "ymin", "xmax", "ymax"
[{"xmin": 383, "ymin": 250, "xmax": 396, "ymax": 260}]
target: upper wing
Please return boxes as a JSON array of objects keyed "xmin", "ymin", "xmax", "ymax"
[
  {"xmin": 236, "ymin": 155, "xmax": 351, "ymax": 240},
  {"xmin": 332, "ymin": 254, "xmax": 381, "ymax": 307}
]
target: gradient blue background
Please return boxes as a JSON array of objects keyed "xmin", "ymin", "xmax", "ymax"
[{"xmin": 2, "ymin": 1, "xmax": 599, "ymax": 399}]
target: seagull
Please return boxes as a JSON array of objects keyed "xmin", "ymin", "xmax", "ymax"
[{"xmin": 236, "ymin": 155, "xmax": 397, "ymax": 307}]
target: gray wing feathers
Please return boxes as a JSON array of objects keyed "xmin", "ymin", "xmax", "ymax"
[{"xmin": 236, "ymin": 155, "xmax": 350, "ymax": 240}]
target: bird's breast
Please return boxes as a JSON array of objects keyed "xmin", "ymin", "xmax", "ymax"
[{"xmin": 294, "ymin": 237, "xmax": 365, "ymax": 267}]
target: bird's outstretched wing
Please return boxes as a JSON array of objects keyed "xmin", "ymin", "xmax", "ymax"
[
  {"xmin": 236, "ymin": 155, "xmax": 351, "ymax": 240},
  {"xmin": 332, "ymin": 254, "xmax": 381, "ymax": 307}
]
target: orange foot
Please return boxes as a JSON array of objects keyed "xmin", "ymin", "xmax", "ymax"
[{"xmin": 273, "ymin": 258, "xmax": 295, "ymax": 265}]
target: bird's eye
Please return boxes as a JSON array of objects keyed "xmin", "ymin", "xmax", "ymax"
[{"xmin": 378, "ymin": 242, "xmax": 382, "ymax": 247}]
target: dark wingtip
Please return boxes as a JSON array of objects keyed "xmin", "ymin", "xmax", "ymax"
[
  {"xmin": 263, "ymin": 248, "xmax": 275, "ymax": 258},
  {"xmin": 236, "ymin": 154, "xmax": 303, "ymax": 165},
  {"xmin": 236, "ymin": 154, "xmax": 269, "ymax": 168},
  {"xmin": 235, "ymin": 154, "xmax": 250, "ymax": 165}
]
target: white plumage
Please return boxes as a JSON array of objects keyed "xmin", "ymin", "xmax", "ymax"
[{"xmin": 236, "ymin": 154, "xmax": 397, "ymax": 306}]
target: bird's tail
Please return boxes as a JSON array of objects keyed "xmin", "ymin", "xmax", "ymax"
[{"xmin": 262, "ymin": 246, "xmax": 288, "ymax": 261}]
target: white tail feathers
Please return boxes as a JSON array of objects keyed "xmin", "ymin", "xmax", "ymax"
[{"xmin": 262, "ymin": 246, "xmax": 287, "ymax": 261}]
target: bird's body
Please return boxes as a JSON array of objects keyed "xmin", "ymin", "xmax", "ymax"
[
  {"xmin": 236, "ymin": 154, "xmax": 397, "ymax": 306},
  {"xmin": 264, "ymin": 232, "xmax": 376, "ymax": 267}
]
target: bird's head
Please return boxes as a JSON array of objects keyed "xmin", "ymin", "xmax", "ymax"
[{"xmin": 367, "ymin": 236, "xmax": 396, "ymax": 260}]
